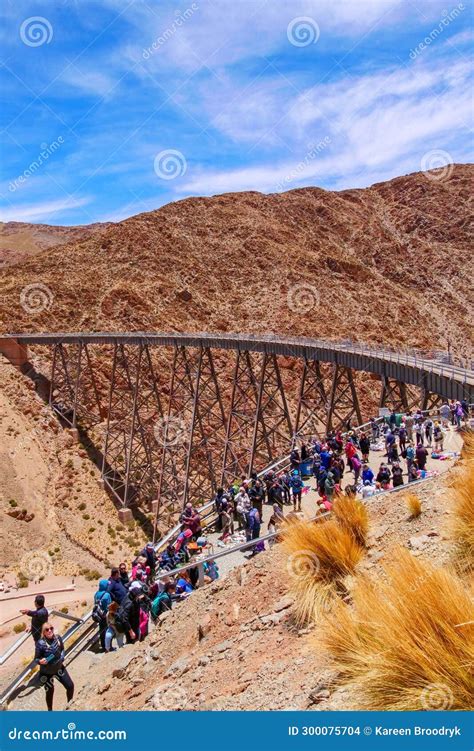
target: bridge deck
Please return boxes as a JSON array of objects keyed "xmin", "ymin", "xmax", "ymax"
[{"xmin": 5, "ymin": 331, "xmax": 474, "ymax": 399}]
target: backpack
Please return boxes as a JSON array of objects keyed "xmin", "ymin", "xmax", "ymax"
[
  {"xmin": 92, "ymin": 591, "xmax": 108, "ymax": 623},
  {"xmin": 151, "ymin": 592, "xmax": 171, "ymax": 619}
]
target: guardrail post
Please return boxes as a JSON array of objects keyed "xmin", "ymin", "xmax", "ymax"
[{"xmin": 197, "ymin": 562, "xmax": 205, "ymax": 587}]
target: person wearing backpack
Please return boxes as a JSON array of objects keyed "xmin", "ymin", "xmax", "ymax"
[
  {"xmin": 93, "ymin": 579, "xmax": 112, "ymax": 651},
  {"xmin": 151, "ymin": 582, "xmax": 176, "ymax": 620}
]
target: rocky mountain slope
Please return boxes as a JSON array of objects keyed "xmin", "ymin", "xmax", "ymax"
[
  {"xmin": 1, "ymin": 165, "xmax": 473, "ymax": 362},
  {"xmin": 7, "ymin": 453, "xmax": 467, "ymax": 712},
  {"xmin": 0, "ymin": 221, "xmax": 109, "ymax": 267}
]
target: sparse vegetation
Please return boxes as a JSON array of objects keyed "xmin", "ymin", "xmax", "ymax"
[
  {"xmin": 78, "ymin": 502, "xmax": 86, "ymax": 511},
  {"xmin": 60, "ymin": 606, "xmax": 69, "ymax": 614},
  {"xmin": 320, "ymin": 548, "xmax": 474, "ymax": 710},
  {"xmin": 79, "ymin": 568, "xmax": 101, "ymax": 581},
  {"xmin": 282, "ymin": 517, "xmax": 364, "ymax": 624},
  {"xmin": 13, "ymin": 622, "xmax": 26, "ymax": 634},
  {"xmin": 82, "ymin": 513, "xmax": 90, "ymax": 520},
  {"xmin": 451, "ymin": 431, "xmax": 474, "ymax": 569},
  {"xmin": 405, "ymin": 492, "xmax": 422, "ymax": 519},
  {"xmin": 17, "ymin": 572, "xmax": 29, "ymax": 589},
  {"xmin": 332, "ymin": 493, "xmax": 370, "ymax": 547},
  {"xmin": 9, "ymin": 499, "xmax": 18, "ymax": 507}
]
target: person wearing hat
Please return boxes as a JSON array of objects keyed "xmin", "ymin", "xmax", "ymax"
[{"xmin": 139, "ymin": 542, "xmax": 157, "ymax": 577}]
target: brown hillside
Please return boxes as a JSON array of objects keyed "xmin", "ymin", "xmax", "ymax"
[
  {"xmin": 1, "ymin": 165, "xmax": 473, "ymax": 360},
  {"xmin": 0, "ymin": 221, "xmax": 110, "ymax": 267}
]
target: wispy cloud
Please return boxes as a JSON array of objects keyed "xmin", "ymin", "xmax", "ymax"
[
  {"xmin": 0, "ymin": 0, "xmax": 471, "ymax": 224},
  {"xmin": 0, "ymin": 196, "xmax": 92, "ymax": 222}
]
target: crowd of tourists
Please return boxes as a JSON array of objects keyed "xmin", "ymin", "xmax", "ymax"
[
  {"xmin": 22, "ymin": 522, "xmax": 219, "ymax": 710},
  {"xmin": 21, "ymin": 399, "xmax": 470, "ymax": 709}
]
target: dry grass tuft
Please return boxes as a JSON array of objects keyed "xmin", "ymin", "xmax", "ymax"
[
  {"xmin": 282, "ymin": 517, "xmax": 364, "ymax": 624},
  {"xmin": 332, "ymin": 493, "xmax": 370, "ymax": 546},
  {"xmin": 451, "ymin": 431, "xmax": 474, "ymax": 570},
  {"xmin": 320, "ymin": 547, "xmax": 474, "ymax": 710},
  {"xmin": 405, "ymin": 492, "xmax": 422, "ymax": 519}
]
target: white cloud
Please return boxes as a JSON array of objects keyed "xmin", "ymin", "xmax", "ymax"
[
  {"xmin": 59, "ymin": 66, "xmax": 118, "ymax": 98},
  {"xmin": 0, "ymin": 196, "xmax": 92, "ymax": 222},
  {"xmin": 177, "ymin": 56, "xmax": 473, "ymax": 195}
]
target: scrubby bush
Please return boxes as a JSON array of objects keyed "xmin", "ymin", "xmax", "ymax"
[
  {"xmin": 405, "ymin": 492, "xmax": 422, "ymax": 519},
  {"xmin": 17, "ymin": 572, "xmax": 29, "ymax": 589},
  {"xmin": 320, "ymin": 548, "xmax": 474, "ymax": 710},
  {"xmin": 451, "ymin": 431, "xmax": 474, "ymax": 569},
  {"xmin": 282, "ymin": 517, "xmax": 364, "ymax": 624},
  {"xmin": 13, "ymin": 622, "xmax": 26, "ymax": 634},
  {"xmin": 332, "ymin": 494, "xmax": 370, "ymax": 547}
]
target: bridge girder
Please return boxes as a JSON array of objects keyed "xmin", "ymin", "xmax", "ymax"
[{"xmin": 6, "ymin": 333, "xmax": 469, "ymax": 529}]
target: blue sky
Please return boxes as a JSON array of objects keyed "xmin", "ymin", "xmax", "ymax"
[{"xmin": 0, "ymin": 0, "xmax": 472, "ymax": 225}]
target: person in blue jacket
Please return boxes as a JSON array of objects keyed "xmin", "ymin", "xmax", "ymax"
[
  {"xmin": 362, "ymin": 464, "xmax": 374, "ymax": 485},
  {"xmin": 108, "ymin": 567, "xmax": 128, "ymax": 604},
  {"xmin": 290, "ymin": 470, "xmax": 304, "ymax": 511},
  {"xmin": 94, "ymin": 579, "xmax": 112, "ymax": 651}
]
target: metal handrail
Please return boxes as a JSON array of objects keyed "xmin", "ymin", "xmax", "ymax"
[
  {"xmin": 0, "ymin": 607, "xmax": 84, "ymax": 666},
  {"xmin": 0, "ymin": 609, "xmax": 94, "ymax": 706}
]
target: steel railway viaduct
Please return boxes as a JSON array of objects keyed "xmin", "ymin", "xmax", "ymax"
[{"xmin": 2, "ymin": 332, "xmax": 472, "ymax": 531}]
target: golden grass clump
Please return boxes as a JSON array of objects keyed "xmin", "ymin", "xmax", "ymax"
[
  {"xmin": 282, "ymin": 517, "xmax": 364, "ymax": 624},
  {"xmin": 320, "ymin": 547, "xmax": 474, "ymax": 710},
  {"xmin": 451, "ymin": 431, "xmax": 474, "ymax": 569},
  {"xmin": 405, "ymin": 492, "xmax": 422, "ymax": 519},
  {"xmin": 332, "ymin": 493, "xmax": 370, "ymax": 546}
]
